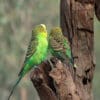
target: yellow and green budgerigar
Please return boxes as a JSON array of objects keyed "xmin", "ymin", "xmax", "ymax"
[
  {"xmin": 49, "ymin": 27, "xmax": 74, "ymax": 66},
  {"xmin": 8, "ymin": 24, "xmax": 48, "ymax": 100}
]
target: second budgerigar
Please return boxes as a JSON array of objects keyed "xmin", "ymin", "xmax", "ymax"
[{"xmin": 49, "ymin": 27, "xmax": 74, "ymax": 66}]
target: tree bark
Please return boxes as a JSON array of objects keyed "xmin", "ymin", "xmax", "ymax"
[
  {"xmin": 30, "ymin": 0, "xmax": 95, "ymax": 100},
  {"xmin": 95, "ymin": 0, "xmax": 100, "ymax": 21}
]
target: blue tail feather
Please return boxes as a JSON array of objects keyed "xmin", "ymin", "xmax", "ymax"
[{"xmin": 8, "ymin": 75, "xmax": 22, "ymax": 100}]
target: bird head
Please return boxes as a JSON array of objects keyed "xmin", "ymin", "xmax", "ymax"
[
  {"xmin": 50, "ymin": 27, "xmax": 63, "ymax": 37},
  {"xmin": 32, "ymin": 24, "xmax": 47, "ymax": 37}
]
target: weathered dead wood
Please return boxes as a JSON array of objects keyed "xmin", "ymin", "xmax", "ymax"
[
  {"xmin": 31, "ymin": 59, "xmax": 80, "ymax": 100},
  {"xmin": 30, "ymin": 0, "xmax": 95, "ymax": 100},
  {"xmin": 49, "ymin": 61, "xmax": 80, "ymax": 100},
  {"xmin": 30, "ymin": 62, "xmax": 57, "ymax": 100}
]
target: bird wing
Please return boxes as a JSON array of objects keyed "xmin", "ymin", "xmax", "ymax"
[
  {"xmin": 18, "ymin": 34, "xmax": 38, "ymax": 76},
  {"xmin": 49, "ymin": 36, "xmax": 66, "ymax": 60},
  {"xmin": 50, "ymin": 35, "xmax": 72, "ymax": 61},
  {"xmin": 24, "ymin": 37, "xmax": 37, "ymax": 63},
  {"xmin": 49, "ymin": 36, "xmax": 64, "ymax": 51}
]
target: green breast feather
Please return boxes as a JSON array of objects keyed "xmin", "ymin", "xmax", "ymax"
[{"xmin": 19, "ymin": 33, "xmax": 48, "ymax": 77}]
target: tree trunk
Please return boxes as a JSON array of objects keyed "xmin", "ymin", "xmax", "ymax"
[
  {"xmin": 30, "ymin": 0, "xmax": 95, "ymax": 100},
  {"xmin": 95, "ymin": 0, "xmax": 100, "ymax": 21}
]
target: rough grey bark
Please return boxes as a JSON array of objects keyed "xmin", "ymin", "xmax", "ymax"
[{"xmin": 31, "ymin": 0, "xmax": 95, "ymax": 100}]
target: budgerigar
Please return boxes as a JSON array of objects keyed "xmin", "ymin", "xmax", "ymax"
[
  {"xmin": 49, "ymin": 27, "xmax": 74, "ymax": 66},
  {"xmin": 8, "ymin": 24, "xmax": 48, "ymax": 100}
]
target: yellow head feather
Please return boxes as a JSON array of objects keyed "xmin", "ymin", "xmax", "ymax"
[
  {"xmin": 50, "ymin": 27, "xmax": 63, "ymax": 37},
  {"xmin": 32, "ymin": 24, "xmax": 47, "ymax": 37}
]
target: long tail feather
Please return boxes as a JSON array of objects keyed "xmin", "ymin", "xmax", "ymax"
[{"xmin": 8, "ymin": 75, "xmax": 23, "ymax": 100}]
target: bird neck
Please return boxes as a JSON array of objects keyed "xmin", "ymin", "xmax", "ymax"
[{"xmin": 38, "ymin": 32, "xmax": 47, "ymax": 38}]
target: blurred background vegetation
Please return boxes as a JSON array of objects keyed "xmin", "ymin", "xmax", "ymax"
[{"xmin": 0, "ymin": 0, "xmax": 99, "ymax": 100}]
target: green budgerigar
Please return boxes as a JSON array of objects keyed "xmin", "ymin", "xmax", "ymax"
[
  {"xmin": 49, "ymin": 27, "xmax": 74, "ymax": 66},
  {"xmin": 8, "ymin": 24, "xmax": 48, "ymax": 100}
]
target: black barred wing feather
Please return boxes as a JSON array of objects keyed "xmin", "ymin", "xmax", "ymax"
[
  {"xmin": 49, "ymin": 36, "xmax": 72, "ymax": 61},
  {"xmin": 50, "ymin": 37, "xmax": 63, "ymax": 51},
  {"xmin": 49, "ymin": 36, "xmax": 67, "ymax": 60},
  {"xmin": 18, "ymin": 35, "xmax": 38, "ymax": 76}
]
